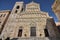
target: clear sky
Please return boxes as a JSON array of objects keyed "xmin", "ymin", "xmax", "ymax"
[{"xmin": 0, "ymin": 0, "xmax": 58, "ymax": 22}]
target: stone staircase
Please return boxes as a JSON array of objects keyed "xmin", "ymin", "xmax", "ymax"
[
  {"xmin": 11, "ymin": 37, "xmax": 50, "ymax": 40},
  {"xmin": 11, "ymin": 37, "xmax": 60, "ymax": 40},
  {"xmin": 1, "ymin": 37, "xmax": 60, "ymax": 40}
]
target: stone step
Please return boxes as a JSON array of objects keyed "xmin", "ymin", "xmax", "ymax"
[{"xmin": 11, "ymin": 37, "xmax": 50, "ymax": 40}]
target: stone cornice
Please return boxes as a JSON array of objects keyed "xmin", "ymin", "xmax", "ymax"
[
  {"xmin": 8, "ymin": 17, "xmax": 47, "ymax": 23},
  {"xmin": 0, "ymin": 10, "xmax": 10, "ymax": 13}
]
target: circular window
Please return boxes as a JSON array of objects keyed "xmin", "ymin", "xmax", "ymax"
[
  {"xmin": 16, "ymin": 6, "xmax": 20, "ymax": 9},
  {"xmin": 24, "ymin": 34, "xmax": 27, "ymax": 37},
  {"xmin": 40, "ymin": 34, "xmax": 42, "ymax": 36}
]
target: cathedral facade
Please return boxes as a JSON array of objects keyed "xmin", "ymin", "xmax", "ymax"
[{"xmin": 0, "ymin": 1, "xmax": 60, "ymax": 40}]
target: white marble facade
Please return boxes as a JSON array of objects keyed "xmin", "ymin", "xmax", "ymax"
[{"xmin": 0, "ymin": 1, "xmax": 59, "ymax": 40}]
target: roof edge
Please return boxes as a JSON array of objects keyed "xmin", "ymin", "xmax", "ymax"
[{"xmin": 0, "ymin": 10, "xmax": 10, "ymax": 12}]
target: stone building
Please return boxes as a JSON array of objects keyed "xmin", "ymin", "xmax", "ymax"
[
  {"xmin": 52, "ymin": 0, "xmax": 60, "ymax": 22},
  {"xmin": 52, "ymin": 0, "xmax": 60, "ymax": 34},
  {"xmin": 0, "ymin": 10, "xmax": 10, "ymax": 35},
  {"xmin": 56, "ymin": 22, "xmax": 60, "ymax": 34},
  {"xmin": 0, "ymin": 1, "xmax": 60, "ymax": 40}
]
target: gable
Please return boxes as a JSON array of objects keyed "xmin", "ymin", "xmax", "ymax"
[{"xmin": 25, "ymin": 2, "xmax": 40, "ymax": 12}]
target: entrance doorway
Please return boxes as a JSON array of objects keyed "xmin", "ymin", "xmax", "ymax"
[
  {"xmin": 18, "ymin": 29, "xmax": 22, "ymax": 37},
  {"xmin": 44, "ymin": 29, "xmax": 49, "ymax": 37}
]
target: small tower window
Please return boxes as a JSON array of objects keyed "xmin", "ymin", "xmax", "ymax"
[
  {"xmin": 21, "ymin": 8, "xmax": 23, "ymax": 12},
  {"xmin": 16, "ymin": 6, "xmax": 20, "ymax": 9},
  {"xmin": 15, "ymin": 10, "xmax": 18, "ymax": 13}
]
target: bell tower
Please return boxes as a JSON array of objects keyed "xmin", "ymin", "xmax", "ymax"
[{"xmin": 11, "ymin": 2, "xmax": 24, "ymax": 14}]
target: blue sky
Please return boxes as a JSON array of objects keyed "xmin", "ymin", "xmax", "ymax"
[{"xmin": 0, "ymin": 0, "xmax": 58, "ymax": 22}]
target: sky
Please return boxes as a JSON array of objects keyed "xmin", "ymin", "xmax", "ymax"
[{"xmin": 0, "ymin": 0, "xmax": 58, "ymax": 22}]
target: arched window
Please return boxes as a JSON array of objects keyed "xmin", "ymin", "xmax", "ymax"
[
  {"xmin": 44, "ymin": 29, "xmax": 49, "ymax": 37},
  {"xmin": 15, "ymin": 10, "xmax": 18, "ymax": 13},
  {"xmin": 18, "ymin": 26, "xmax": 23, "ymax": 37},
  {"xmin": 18, "ymin": 29, "xmax": 22, "ymax": 37},
  {"xmin": 16, "ymin": 6, "xmax": 20, "ymax": 9},
  {"xmin": 21, "ymin": 8, "xmax": 23, "ymax": 12}
]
